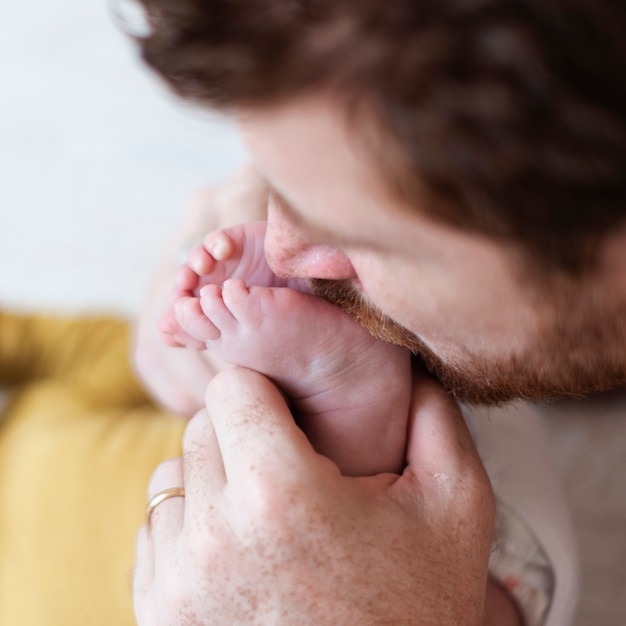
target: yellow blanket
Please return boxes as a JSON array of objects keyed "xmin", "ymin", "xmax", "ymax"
[{"xmin": 0, "ymin": 312, "xmax": 185, "ymax": 626}]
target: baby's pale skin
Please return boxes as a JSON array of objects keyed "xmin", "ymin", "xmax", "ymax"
[{"xmin": 162, "ymin": 221, "xmax": 412, "ymax": 476}]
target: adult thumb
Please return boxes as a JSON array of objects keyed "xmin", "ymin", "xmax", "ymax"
[{"xmin": 402, "ymin": 371, "xmax": 491, "ymax": 502}]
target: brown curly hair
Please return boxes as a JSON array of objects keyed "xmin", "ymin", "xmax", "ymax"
[{"xmin": 133, "ymin": 0, "xmax": 626, "ymax": 273}]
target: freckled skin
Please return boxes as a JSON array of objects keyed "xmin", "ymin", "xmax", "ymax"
[{"xmin": 134, "ymin": 369, "xmax": 496, "ymax": 626}]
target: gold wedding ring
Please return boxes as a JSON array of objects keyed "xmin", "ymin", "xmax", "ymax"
[{"xmin": 145, "ymin": 487, "xmax": 186, "ymax": 528}]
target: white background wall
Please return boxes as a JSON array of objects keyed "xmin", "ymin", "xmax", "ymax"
[{"xmin": 0, "ymin": 0, "xmax": 246, "ymax": 315}]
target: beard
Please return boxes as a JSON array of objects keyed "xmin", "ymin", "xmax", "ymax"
[{"xmin": 310, "ymin": 278, "xmax": 626, "ymax": 405}]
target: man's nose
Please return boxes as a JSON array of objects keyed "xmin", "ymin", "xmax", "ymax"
[{"xmin": 265, "ymin": 202, "xmax": 356, "ymax": 281}]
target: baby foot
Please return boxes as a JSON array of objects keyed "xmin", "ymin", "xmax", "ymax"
[
  {"xmin": 171, "ymin": 222, "xmax": 412, "ymax": 475},
  {"xmin": 178, "ymin": 277, "xmax": 395, "ymax": 395},
  {"xmin": 161, "ymin": 222, "xmax": 307, "ymax": 348},
  {"xmin": 183, "ymin": 221, "xmax": 307, "ymax": 296},
  {"xmin": 178, "ymin": 278, "xmax": 411, "ymax": 475}
]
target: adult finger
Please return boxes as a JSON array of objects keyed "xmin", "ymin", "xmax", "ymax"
[
  {"xmin": 404, "ymin": 371, "xmax": 483, "ymax": 478},
  {"xmin": 133, "ymin": 317, "xmax": 208, "ymax": 415},
  {"xmin": 146, "ymin": 458, "xmax": 185, "ymax": 540},
  {"xmin": 398, "ymin": 372, "xmax": 494, "ymax": 522},
  {"xmin": 395, "ymin": 371, "xmax": 495, "ymax": 555},
  {"xmin": 132, "ymin": 525, "xmax": 153, "ymax": 618},
  {"xmin": 205, "ymin": 367, "xmax": 318, "ymax": 484},
  {"xmin": 182, "ymin": 408, "xmax": 227, "ymax": 513}
]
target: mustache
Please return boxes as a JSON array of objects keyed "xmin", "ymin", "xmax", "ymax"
[
  {"xmin": 308, "ymin": 277, "xmax": 547, "ymax": 405},
  {"xmin": 309, "ymin": 278, "xmax": 427, "ymax": 354},
  {"xmin": 309, "ymin": 277, "xmax": 472, "ymax": 397}
]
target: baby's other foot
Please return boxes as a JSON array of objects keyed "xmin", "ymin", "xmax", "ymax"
[
  {"xmin": 186, "ymin": 222, "xmax": 307, "ymax": 294},
  {"xmin": 162, "ymin": 222, "xmax": 307, "ymax": 348}
]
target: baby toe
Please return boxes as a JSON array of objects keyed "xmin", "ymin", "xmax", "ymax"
[
  {"xmin": 203, "ymin": 230, "xmax": 235, "ymax": 261},
  {"xmin": 175, "ymin": 264, "xmax": 200, "ymax": 292},
  {"xmin": 175, "ymin": 297, "xmax": 222, "ymax": 343},
  {"xmin": 187, "ymin": 244, "xmax": 216, "ymax": 275}
]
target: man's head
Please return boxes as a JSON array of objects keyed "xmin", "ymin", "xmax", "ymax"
[{"xmin": 134, "ymin": 0, "xmax": 626, "ymax": 403}]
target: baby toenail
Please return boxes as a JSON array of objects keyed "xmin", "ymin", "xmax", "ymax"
[{"xmin": 211, "ymin": 235, "xmax": 230, "ymax": 260}]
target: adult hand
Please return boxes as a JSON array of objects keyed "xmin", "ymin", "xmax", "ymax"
[
  {"xmin": 133, "ymin": 165, "xmax": 268, "ymax": 416},
  {"xmin": 134, "ymin": 367, "xmax": 496, "ymax": 625}
]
